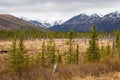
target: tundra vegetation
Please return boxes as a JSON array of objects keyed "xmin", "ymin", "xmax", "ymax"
[{"xmin": 1, "ymin": 25, "xmax": 120, "ymax": 80}]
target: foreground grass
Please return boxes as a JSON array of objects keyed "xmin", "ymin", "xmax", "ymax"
[{"xmin": 0, "ymin": 57, "xmax": 120, "ymax": 80}]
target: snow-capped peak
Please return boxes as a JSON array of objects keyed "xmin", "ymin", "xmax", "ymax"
[
  {"xmin": 90, "ymin": 14, "xmax": 100, "ymax": 18},
  {"xmin": 114, "ymin": 11, "xmax": 120, "ymax": 17},
  {"xmin": 45, "ymin": 20, "xmax": 64, "ymax": 26},
  {"xmin": 40, "ymin": 20, "xmax": 64, "ymax": 28},
  {"xmin": 79, "ymin": 13, "xmax": 88, "ymax": 17},
  {"xmin": 114, "ymin": 11, "xmax": 120, "ymax": 13},
  {"xmin": 104, "ymin": 11, "xmax": 120, "ymax": 18},
  {"xmin": 76, "ymin": 13, "xmax": 89, "ymax": 20}
]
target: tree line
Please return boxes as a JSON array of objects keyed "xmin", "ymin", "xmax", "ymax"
[{"xmin": 0, "ymin": 29, "xmax": 118, "ymax": 40}]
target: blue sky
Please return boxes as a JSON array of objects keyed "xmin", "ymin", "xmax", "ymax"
[{"xmin": 0, "ymin": 0, "xmax": 120, "ymax": 22}]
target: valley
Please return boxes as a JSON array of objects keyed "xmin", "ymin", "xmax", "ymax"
[{"xmin": 0, "ymin": 11, "xmax": 120, "ymax": 80}]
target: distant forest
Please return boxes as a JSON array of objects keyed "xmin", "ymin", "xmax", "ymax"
[{"xmin": 0, "ymin": 30, "xmax": 119, "ymax": 40}]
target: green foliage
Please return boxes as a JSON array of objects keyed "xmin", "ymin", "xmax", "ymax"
[
  {"xmin": 112, "ymin": 38, "xmax": 115, "ymax": 57},
  {"xmin": 9, "ymin": 36, "xmax": 17, "ymax": 72},
  {"xmin": 56, "ymin": 50, "xmax": 62, "ymax": 63},
  {"xmin": 46, "ymin": 37, "xmax": 56, "ymax": 66},
  {"xmin": 115, "ymin": 31, "xmax": 120, "ymax": 57},
  {"xmin": 66, "ymin": 30, "xmax": 75, "ymax": 64},
  {"xmin": 100, "ymin": 43, "xmax": 105, "ymax": 55},
  {"xmin": 66, "ymin": 30, "xmax": 79, "ymax": 64},
  {"xmin": 16, "ymin": 35, "xmax": 29, "ymax": 72},
  {"xmin": 9, "ymin": 35, "xmax": 29, "ymax": 73},
  {"xmin": 36, "ymin": 40, "xmax": 46, "ymax": 66},
  {"xmin": 35, "ymin": 53, "xmax": 41, "ymax": 64},
  {"xmin": 115, "ymin": 31, "xmax": 120, "ymax": 48},
  {"xmin": 0, "ymin": 30, "xmax": 117, "ymax": 40},
  {"xmin": 86, "ymin": 25, "xmax": 100, "ymax": 62},
  {"xmin": 41, "ymin": 40, "xmax": 45, "ymax": 66},
  {"xmin": 75, "ymin": 45, "xmax": 79, "ymax": 65},
  {"xmin": 105, "ymin": 43, "xmax": 111, "ymax": 56}
]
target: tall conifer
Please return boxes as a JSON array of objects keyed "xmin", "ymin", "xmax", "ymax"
[{"xmin": 86, "ymin": 25, "xmax": 100, "ymax": 62}]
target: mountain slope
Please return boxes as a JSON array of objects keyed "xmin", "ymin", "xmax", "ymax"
[
  {"xmin": 28, "ymin": 19, "xmax": 64, "ymax": 28},
  {"xmin": 49, "ymin": 11, "xmax": 120, "ymax": 32},
  {"xmin": 28, "ymin": 20, "xmax": 46, "ymax": 28},
  {"xmin": 0, "ymin": 14, "xmax": 47, "ymax": 31}
]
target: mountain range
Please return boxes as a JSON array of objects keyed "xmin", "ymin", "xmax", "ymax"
[
  {"xmin": 1, "ymin": 11, "xmax": 120, "ymax": 32},
  {"xmin": 49, "ymin": 11, "xmax": 120, "ymax": 32}
]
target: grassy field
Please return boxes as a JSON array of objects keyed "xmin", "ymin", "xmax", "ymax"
[
  {"xmin": 0, "ymin": 38, "xmax": 112, "ymax": 61},
  {"xmin": 0, "ymin": 38, "xmax": 112, "ymax": 53},
  {"xmin": 1, "ymin": 38, "xmax": 119, "ymax": 80}
]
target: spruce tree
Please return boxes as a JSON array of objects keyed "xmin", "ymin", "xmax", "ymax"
[
  {"xmin": 101, "ymin": 43, "xmax": 104, "ymax": 55},
  {"xmin": 35, "ymin": 40, "xmax": 45, "ymax": 66},
  {"xmin": 9, "ymin": 35, "xmax": 29, "ymax": 73},
  {"xmin": 115, "ymin": 31, "xmax": 120, "ymax": 57},
  {"xmin": 46, "ymin": 36, "xmax": 56, "ymax": 66},
  {"xmin": 9, "ymin": 36, "xmax": 17, "ymax": 73},
  {"xmin": 105, "ymin": 43, "xmax": 111, "ymax": 56},
  {"xmin": 86, "ymin": 25, "xmax": 100, "ymax": 62},
  {"xmin": 15, "ymin": 35, "xmax": 28, "ymax": 73},
  {"xmin": 40, "ymin": 40, "xmax": 45, "ymax": 66},
  {"xmin": 66, "ymin": 29, "xmax": 74, "ymax": 64},
  {"xmin": 56, "ymin": 50, "xmax": 62, "ymax": 63},
  {"xmin": 36, "ymin": 53, "xmax": 41, "ymax": 64},
  {"xmin": 75, "ymin": 45, "xmax": 79, "ymax": 65},
  {"xmin": 112, "ymin": 38, "xmax": 115, "ymax": 57},
  {"xmin": 49, "ymin": 40, "xmax": 56, "ymax": 64},
  {"xmin": 72, "ymin": 45, "xmax": 79, "ymax": 64},
  {"xmin": 115, "ymin": 31, "xmax": 120, "ymax": 48}
]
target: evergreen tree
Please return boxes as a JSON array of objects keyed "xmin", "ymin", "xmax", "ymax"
[
  {"xmin": 66, "ymin": 29, "xmax": 74, "ymax": 64},
  {"xmin": 46, "ymin": 36, "xmax": 56, "ymax": 66},
  {"xmin": 49, "ymin": 40, "xmax": 56, "ymax": 64},
  {"xmin": 72, "ymin": 45, "xmax": 79, "ymax": 64},
  {"xmin": 86, "ymin": 25, "xmax": 100, "ymax": 62},
  {"xmin": 115, "ymin": 31, "xmax": 120, "ymax": 48},
  {"xmin": 9, "ymin": 35, "xmax": 29, "ymax": 74},
  {"xmin": 16, "ymin": 36, "xmax": 29, "ymax": 73},
  {"xmin": 115, "ymin": 31, "xmax": 120, "ymax": 57},
  {"xmin": 35, "ymin": 40, "xmax": 45, "ymax": 66},
  {"xmin": 101, "ymin": 43, "xmax": 104, "ymax": 55},
  {"xmin": 56, "ymin": 50, "xmax": 62, "ymax": 63},
  {"xmin": 105, "ymin": 43, "xmax": 111, "ymax": 56},
  {"xmin": 9, "ymin": 36, "xmax": 17, "ymax": 72},
  {"xmin": 35, "ymin": 53, "xmax": 41, "ymax": 64},
  {"xmin": 41, "ymin": 40, "xmax": 45, "ymax": 66},
  {"xmin": 75, "ymin": 45, "xmax": 79, "ymax": 65},
  {"xmin": 112, "ymin": 38, "xmax": 115, "ymax": 57}
]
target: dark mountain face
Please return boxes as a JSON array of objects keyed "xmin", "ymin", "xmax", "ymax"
[
  {"xmin": 0, "ymin": 14, "xmax": 48, "ymax": 32},
  {"xmin": 49, "ymin": 11, "xmax": 120, "ymax": 32}
]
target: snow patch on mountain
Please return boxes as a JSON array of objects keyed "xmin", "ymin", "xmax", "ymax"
[
  {"xmin": 49, "ymin": 11, "xmax": 120, "ymax": 32},
  {"xmin": 28, "ymin": 19, "xmax": 64, "ymax": 28}
]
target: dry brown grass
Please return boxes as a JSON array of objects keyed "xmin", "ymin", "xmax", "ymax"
[
  {"xmin": 52, "ymin": 58, "xmax": 120, "ymax": 80},
  {"xmin": 0, "ymin": 39, "xmax": 118, "ymax": 80},
  {"xmin": 73, "ymin": 72, "xmax": 120, "ymax": 80},
  {"xmin": 0, "ymin": 38, "xmax": 112, "ymax": 66},
  {"xmin": 1, "ymin": 58, "xmax": 120, "ymax": 80},
  {"xmin": 1, "ymin": 56, "xmax": 120, "ymax": 80},
  {"xmin": 0, "ymin": 39, "xmax": 112, "ymax": 56}
]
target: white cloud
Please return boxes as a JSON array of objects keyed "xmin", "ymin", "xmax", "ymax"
[{"xmin": 0, "ymin": 0, "xmax": 120, "ymax": 21}]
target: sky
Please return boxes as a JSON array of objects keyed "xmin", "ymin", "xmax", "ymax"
[{"xmin": 0, "ymin": 0, "xmax": 120, "ymax": 22}]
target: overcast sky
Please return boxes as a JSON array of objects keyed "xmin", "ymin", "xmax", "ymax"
[{"xmin": 0, "ymin": 0, "xmax": 120, "ymax": 22}]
